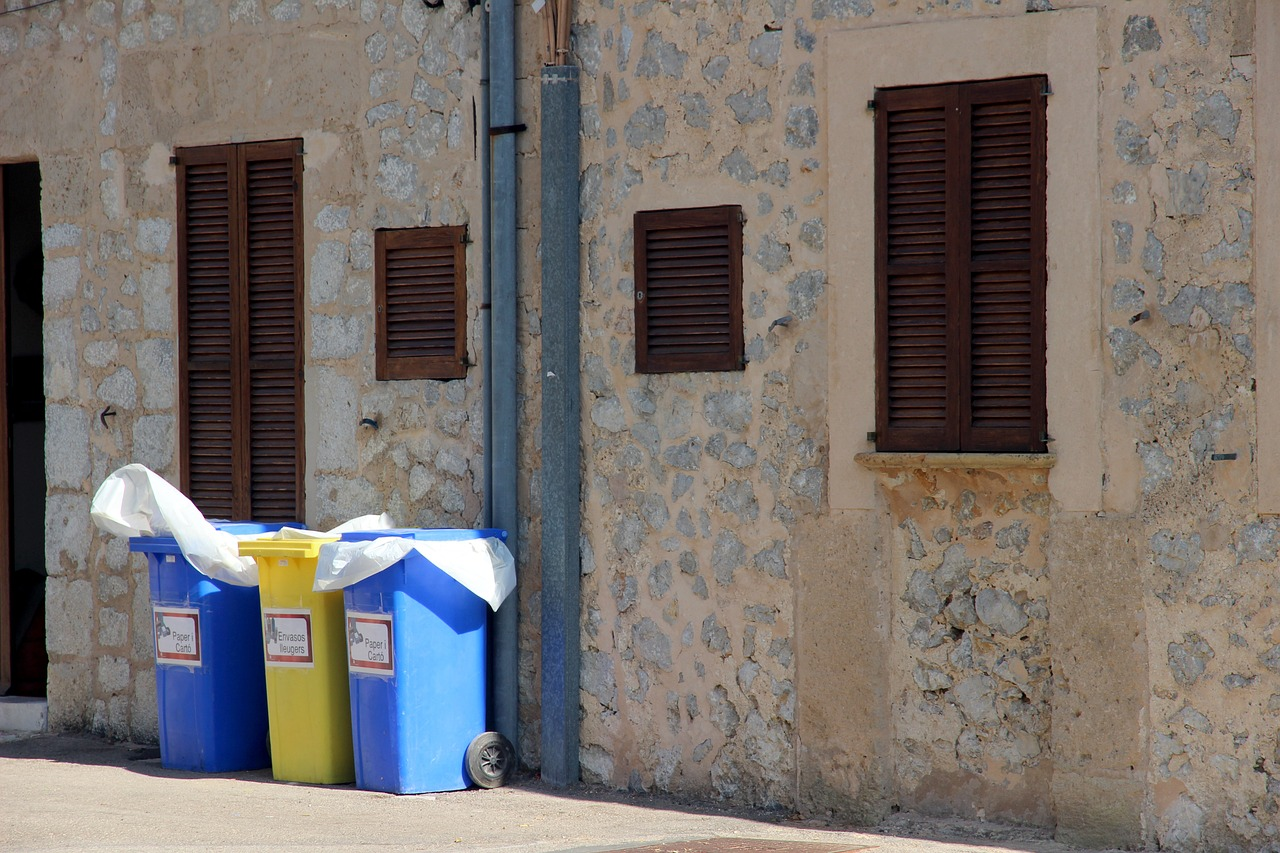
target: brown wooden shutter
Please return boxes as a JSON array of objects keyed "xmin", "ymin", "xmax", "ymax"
[
  {"xmin": 242, "ymin": 141, "xmax": 304, "ymax": 522},
  {"xmin": 964, "ymin": 81, "xmax": 1046, "ymax": 452},
  {"xmin": 875, "ymin": 77, "xmax": 1046, "ymax": 453},
  {"xmin": 177, "ymin": 140, "xmax": 303, "ymax": 522},
  {"xmin": 177, "ymin": 146, "xmax": 237, "ymax": 518},
  {"xmin": 635, "ymin": 205, "xmax": 743, "ymax": 374},
  {"xmin": 876, "ymin": 89, "xmax": 952, "ymax": 450},
  {"xmin": 375, "ymin": 226, "xmax": 467, "ymax": 381}
]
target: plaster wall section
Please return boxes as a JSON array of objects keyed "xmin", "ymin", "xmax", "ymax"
[{"xmin": 0, "ymin": 0, "xmax": 540, "ymax": 742}]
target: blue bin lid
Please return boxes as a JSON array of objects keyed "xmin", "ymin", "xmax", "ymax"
[
  {"xmin": 339, "ymin": 527, "xmax": 508, "ymax": 543},
  {"xmin": 129, "ymin": 521, "xmax": 303, "ymax": 553}
]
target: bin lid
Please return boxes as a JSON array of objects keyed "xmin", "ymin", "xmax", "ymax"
[
  {"xmin": 339, "ymin": 528, "xmax": 507, "ymax": 543},
  {"xmin": 237, "ymin": 536, "xmax": 339, "ymax": 559},
  {"xmin": 130, "ymin": 521, "xmax": 303, "ymax": 553}
]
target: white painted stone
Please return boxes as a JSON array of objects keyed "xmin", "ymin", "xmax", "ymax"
[
  {"xmin": 46, "ymin": 406, "xmax": 90, "ymax": 488},
  {"xmin": 140, "ymin": 263, "xmax": 172, "ymax": 332},
  {"xmin": 43, "ymin": 223, "xmax": 83, "ymax": 250},
  {"xmin": 97, "ymin": 367, "xmax": 137, "ymax": 409},
  {"xmin": 135, "ymin": 218, "xmax": 171, "ymax": 254},
  {"xmin": 311, "ymin": 313, "xmax": 366, "ymax": 359},
  {"xmin": 98, "ymin": 607, "xmax": 129, "ymax": 648},
  {"xmin": 310, "ymin": 368, "xmax": 358, "ymax": 470},
  {"xmin": 44, "ymin": 317, "xmax": 79, "ymax": 401},
  {"xmin": 83, "ymin": 340, "xmax": 119, "ymax": 368},
  {"xmin": 132, "ymin": 414, "xmax": 174, "ymax": 470},
  {"xmin": 97, "ymin": 655, "xmax": 131, "ymax": 694},
  {"xmin": 46, "ymin": 577, "xmax": 93, "ymax": 655},
  {"xmin": 310, "ymin": 241, "xmax": 348, "ymax": 305},
  {"xmin": 136, "ymin": 338, "xmax": 175, "ymax": 409},
  {"xmin": 45, "ymin": 493, "xmax": 91, "ymax": 579},
  {"xmin": 43, "ymin": 256, "xmax": 81, "ymax": 308}
]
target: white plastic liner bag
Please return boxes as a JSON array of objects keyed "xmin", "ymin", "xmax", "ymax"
[
  {"xmin": 270, "ymin": 514, "xmax": 396, "ymax": 539},
  {"xmin": 90, "ymin": 464, "xmax": 260, "ymax": 587},
  {"xmin": 91, "ymin": 463, "xmax": 398, "ymax": 588},
  {"xmin": 313, "ymin": 536, "xmax": 516, "ymax": 611}
]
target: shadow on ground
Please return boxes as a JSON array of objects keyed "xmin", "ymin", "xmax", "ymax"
[{"xmin": 0, "ymin": 731, "xmax": 1107, "ymax": 853}]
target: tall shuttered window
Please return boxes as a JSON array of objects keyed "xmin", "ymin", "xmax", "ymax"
[
  {"xmin": 374, "ymin": 226, "xmax": 468, "ymax": 381},
  {"xmin": 176, "ymin": 140, "xmax": 304, "ymax": 523},
  {"xmin": 634, "ymin": 205, "xmax": 744, "ymax": 374},
  {"xmin": 874, "ymin": 77, "xmax": 1048, "ymax": 453}
]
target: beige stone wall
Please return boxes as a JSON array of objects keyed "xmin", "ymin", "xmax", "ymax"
[
  {"xmin": 6, "ymin": 0, "xmax": 1280, "ymax": 846},
  {"xmin": 570, "ymin": 0, "xmax": 1280, "ymax": 847},
  {"xmin": 572, "ymin": 0, "xmax": 829, "ymax": 803},
  {"xmin": 0, "ymin": 0, "xmax": 545, "ymax": 745}
]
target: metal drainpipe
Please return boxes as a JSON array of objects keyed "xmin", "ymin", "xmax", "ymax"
[
  {"xmin": 487, "ymin": 0, "xmax": 521, "ymax": 759},
  {"xmin": 479, "ymin": 0, "xmax": 492, "ymax": 528},
  {"xmin": 538, "ymin": 63, "xmax": 581, "ymax": 786}
]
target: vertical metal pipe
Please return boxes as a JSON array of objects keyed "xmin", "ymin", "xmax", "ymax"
[
  {"xmin": 488, "ymin": 0, "xmax": 521, "ymax": 758},
  {"xmin": 479, "ymin": 0, "xmax": 492, "ymax": 530},
  {"xmin": 538, "ymin": 64, "xmax": 581, "ymax": 786}
]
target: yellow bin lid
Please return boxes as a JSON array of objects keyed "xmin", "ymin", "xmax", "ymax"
[{"xmin": 238, "ymin": 536, "xmax": 339, "ymax": 559}]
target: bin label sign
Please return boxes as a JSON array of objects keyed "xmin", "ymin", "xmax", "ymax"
[
  {"xmin": 346, "ymin": 612, "xmax": 394, "ymax": 676},
  {"xmin": 263, "ymin": 608, "xmax": 314, "ymax": 667},
  {"xmin": 153, "ymin": 606, "xmax": 201, "ymax": 667}
]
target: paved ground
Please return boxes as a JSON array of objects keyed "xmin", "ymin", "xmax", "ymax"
[{"xmin": 0, "ymin": 732, "xmax": 1122, "ymax": 853}]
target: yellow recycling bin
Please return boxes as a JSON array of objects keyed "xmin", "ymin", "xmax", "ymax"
[{"xmin": 239, "ymin": 536, "xmax": 353, "ymax": 784}]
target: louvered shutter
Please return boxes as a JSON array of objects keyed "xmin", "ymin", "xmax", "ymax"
[
  {"xmin": 178, "ymin": 141, "xmax": 303, "ymax": 522},
  {"xmin": 635, "ymin": 206, "xmax": 743, "ymax": 374},
  {"xmin": 964, "ymin": 81, "xmax": 1046, "ymax": 451},
  {"xmin": 177, "ymin": 147, "xmax": 237, "ymax": 518},
  {"xmin": 243, "ymin": 142, "xmax": 303, "ymax": 522},
  {"xmin": 375, "ymin": 226, "xmax": 467, "ymax": 380},
  {"xmin": 876, "ymin": 90, "xmax": 952, "ymax": 450},
  {"xmin": 875, "ymin": 77, "xmax": 1046, "ymax": 453}
]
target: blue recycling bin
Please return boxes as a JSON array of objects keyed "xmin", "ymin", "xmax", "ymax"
[
  {"xmin": 341, "ymin": 528, "xmax": 505, "ymax": 793},
  {"xmin": 131, "ymin": 521, "xmax": 296, "ymax": 772}
]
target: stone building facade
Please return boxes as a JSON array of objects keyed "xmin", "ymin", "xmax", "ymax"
[{"xmin": 0, "ymin": 0, "xmax": 1277, "ymax": 848}]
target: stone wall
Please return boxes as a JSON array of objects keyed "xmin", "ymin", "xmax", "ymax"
[
  {"xmin": 8, "ymin": 0, "xmax": 1280, "ymax": 846},
  {"xmin": 883, "ymin": 467, "xmax": 1053, "ymax": 824},
  {"xmin": 572, "ymin": 0, "xmax": 830, "ymax": 803},
  {"xmin": 569, "ymin": 0, "xmax": 1280, "ymax": 847},
  {"xmin": 0, "ymin": 0, "xmax": 544, "ymax": 744}
]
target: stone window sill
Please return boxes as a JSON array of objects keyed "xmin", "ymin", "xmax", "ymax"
[{"xmin": 854, "ymin": 452, "xmax": 1057, "ymax": 471}]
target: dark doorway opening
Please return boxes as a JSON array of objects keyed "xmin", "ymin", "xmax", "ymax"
[{"xmin": 2, "ymin": 162, "xmax": 46, "ymax": 697}]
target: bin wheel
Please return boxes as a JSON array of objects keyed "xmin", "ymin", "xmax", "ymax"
[{"xmin": 465, "ymin": 731, "xmax": 515, "ymax": 788}]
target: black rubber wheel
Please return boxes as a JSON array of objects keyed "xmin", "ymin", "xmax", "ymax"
[{"xmin": 465, "ymin": 731, "xmax": 515, "ymax": 788}]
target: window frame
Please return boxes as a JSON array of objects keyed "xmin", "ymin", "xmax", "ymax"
[
  {"xmin": 634, "ymin": 204, "xmax": 744, "ymax": 374},
  {"xmin": 374, "ymin": 225, "xmax": 469, "ymax": 381},
  {"xmin": 873, "ymin": 76, "xmax": 1048, "ymax": 454}
]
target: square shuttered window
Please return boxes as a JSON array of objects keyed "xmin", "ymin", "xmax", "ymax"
[
  {"xmin": 874, "ymin": 76, "xmax": 1048, "ymax": 453},
  {"xmin": 634, "ymin": 205, "xmax": 744, "ymax": 374},
  {"xmin": 176, "ymin": 139, "xmax": 304, "ymax": 523},
  {"xmin": 375, "ymin": 226, "xmax": 468, "ymax": 381}
]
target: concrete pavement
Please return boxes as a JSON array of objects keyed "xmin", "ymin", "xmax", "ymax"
[{"xmin": 0, "ymin": 733, "xmax": 1122, "ymax": 853}]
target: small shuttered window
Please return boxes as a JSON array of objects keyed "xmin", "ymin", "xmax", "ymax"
[
  {"xmin": 634, "ymin": 205, "xmax": 744, "ymax": 374},
  {"xmin": 874, "ymin": 76, "xmax": 1047, "ymax": 453},
  {"xmin": 374, "ymin": 226, "xmax": 468, "ymax": 381},
  {"xmin": 176, "ymin": 140, "xmax": 304, "ymax": 523}
]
